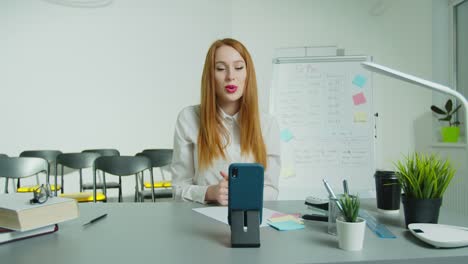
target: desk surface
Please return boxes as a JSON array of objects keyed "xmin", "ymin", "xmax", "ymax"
[{"xmin": 1, "ymin": 200, "xmax": 468, "ymax": 264}]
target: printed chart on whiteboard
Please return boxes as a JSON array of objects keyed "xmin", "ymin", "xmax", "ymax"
[{"xmin": 270, "ymin": 56, "xmax": 375, "ymax": 200}]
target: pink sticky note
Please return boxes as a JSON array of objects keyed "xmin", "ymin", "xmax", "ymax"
[
  {"xmin": 270, "ymin": 213, "xmax": 301, "ymax": 219},
  {"xmin": 352, "ymin": 92, "xmax": 367, "ymax": 105}
]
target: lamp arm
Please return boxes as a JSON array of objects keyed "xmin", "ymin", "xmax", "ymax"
[{"xmin": 362, "ymin": 62, "xmax": 468, "ymax": 143}]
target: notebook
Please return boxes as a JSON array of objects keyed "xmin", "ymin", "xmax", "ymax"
[{"xmin": 0, "ymin": 224, "xmax": 58, "ymax": 245}]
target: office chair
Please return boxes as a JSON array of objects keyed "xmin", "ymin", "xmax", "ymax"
[
  {"xmin": 55, "ymin": 152, "xmax": 106, "ymax": 202},
  {"xmin": 17, "ymin": 150, "xmax": 62, "ymax": 193},
  {"xmin": 0, "ymin": 157, "xmax": 48, "ymax": 194},
  {"xmin": 93, "ymin": 156, "xmax": 153, "ymax": 202},
  {"xmin": 0, "ymin": 154, "xmax": 8, "ymax": 192},
  {"xmin": 81, "ymin": 149, "xmax": 122, "ymax": 201},
  {"xmin": 136, "ymin": 149, "xmax": 173, "ymax": 202},
  {"xmin": 1, "ymin": 154, "xmax": 9, "ymax": 192}
]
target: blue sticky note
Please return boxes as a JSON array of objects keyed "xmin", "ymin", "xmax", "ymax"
[
  {"xmin": 268, "ymin": 221, "xmax": 304, "ymax": 231},
  {"xmin": 280, "ymin": 129, "xmax": 293, "ymax": 142},
  {"xmin": 352, "ymin": 74, "xmax": 367, "ymax": 88}
]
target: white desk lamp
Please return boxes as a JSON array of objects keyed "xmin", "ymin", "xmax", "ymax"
[
  {"xmin": 362, "ymin": 62, "xmax": 468, "ymax": 248},
  {"xmin": 362, "ymin": 62, "xmax": 468, "ymax": 140}
]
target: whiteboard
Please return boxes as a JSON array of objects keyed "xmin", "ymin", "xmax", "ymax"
[{"xmin": 270, "ymin": 56, "xmax": 375, "ymax": 200}]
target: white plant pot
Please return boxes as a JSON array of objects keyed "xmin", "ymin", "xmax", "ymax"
[{"xmin": 336, "ymin": 216, "xmax": 366, "ymax": 251}]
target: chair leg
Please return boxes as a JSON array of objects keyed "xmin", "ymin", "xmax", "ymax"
[
  {"xmin": 150, "ymin": 169, "xmax": 155, "ymax": 203},
  {"xmin": 79, "ymin": 169, "xmax": 83, "ymax": 192},
  {"xmin": 61, "ymin": 165, "xmax": 64, "ymax": 194},
  {"xmin": 5, "ymin": 178, "xmax": 9, "ymax": 193},
  {"xmin": 11, "ymin": 179, "xmax": 17, "ymax": 193},
  {"xmin": 118, "ymin": 176, "xmax": 122, "ymax": 202},
  {"xmin": 134, "ymin": 173, "xmax": 138, "ymax": 202}
]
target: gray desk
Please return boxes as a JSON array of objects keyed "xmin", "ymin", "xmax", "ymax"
[{"xmin": 1, "ymin": 200, "xmax": 468, "ymax": 264}]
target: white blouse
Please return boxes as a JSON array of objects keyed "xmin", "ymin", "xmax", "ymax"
[{"xmin": 170, "ymin": 105, "xmax": 281, "ymax": 204}]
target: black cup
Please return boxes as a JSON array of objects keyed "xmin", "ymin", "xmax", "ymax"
[{"xmin": 374, "ymin": 170, "xmax": 401, "ymax": 211}]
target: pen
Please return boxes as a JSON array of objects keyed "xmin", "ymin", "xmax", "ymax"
[
  {"xmin": 323, "ymin": 179, "xmax": 343, "ymax": 211},
  {"xmin": 83, "ymin": 213, "xmax": 108, "ymax": 227},
  {"xmin": 343, "ymin": 179, "xmax": 349, "ymax": 195}
]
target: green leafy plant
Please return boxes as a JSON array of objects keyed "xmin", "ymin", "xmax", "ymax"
[
  {"xmin": 338, "ymin": 194, "xmax": 360, "ymax": 222},
  {"xmin": 394, "ymin": 152, "xmax": 456, "ymax": 199},
  {"xmin": 431, "ymin": 99, "xmax": 461, "ymax": 127}
]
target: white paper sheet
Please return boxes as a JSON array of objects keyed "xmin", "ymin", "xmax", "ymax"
[{"xmin": 192, "ymin": 207, "xmax": 280, "ymax": 227}]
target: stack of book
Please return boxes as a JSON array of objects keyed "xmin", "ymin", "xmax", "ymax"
[{"xmin": 0, "ymin": 193, "xmax": 79, "ymax": 244}]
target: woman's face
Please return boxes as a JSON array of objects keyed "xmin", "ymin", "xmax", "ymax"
[{"xmin": 214, "ymin": 45, "xmax": 247, "ymax": 113}]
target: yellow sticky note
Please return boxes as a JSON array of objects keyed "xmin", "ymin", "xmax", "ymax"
[
  {"xmin": 269, "ymin": 215, "xmax": 296, "ymax": 223},
  {"xmin": 281, "ymin": 166, "xmax": 296, "ymax": 178},
  {"xmin": 354, "ymin": 112, "xmax": 367, "ymax": 122},
  {"xmin": 268, "ymin": 215, "xmax": 303, "ymax": 224}
]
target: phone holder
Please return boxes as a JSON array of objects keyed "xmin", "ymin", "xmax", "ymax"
[{"xmin": 230, "ymin": 209, "xmax": 260, "ymax": 248}]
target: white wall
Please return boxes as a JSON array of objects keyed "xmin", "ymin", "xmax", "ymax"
[
  {"xmin": 231, "ymin": 0, "xmax": 433, "ymax": 171},
  {"xmin": 1, "ymin": 0, "xmax": 439, "ymax": 200}
]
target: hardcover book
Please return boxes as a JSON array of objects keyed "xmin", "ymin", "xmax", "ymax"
[{"xmin": 0, "ymin": 193, "xmax": 78, "ymax": 231}]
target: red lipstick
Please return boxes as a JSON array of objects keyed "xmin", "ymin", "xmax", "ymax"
[{"xmin": 225, "ymin": 85, "xmax": 238, "ymax": 94}]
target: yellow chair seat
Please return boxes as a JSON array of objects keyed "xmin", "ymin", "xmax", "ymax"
[
  {"xmin": 17, "ymin": 184, "xmax": 61, "ymax": 193},
  {"xmin": 60, "ymin": 192, "xmax": 106, "ymax": 202},
  {"xmin": 144, "ymin": 181, "xmax": 172, "ymax": 188}
]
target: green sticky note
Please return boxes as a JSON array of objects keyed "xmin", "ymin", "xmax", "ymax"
[
  {"xmin": 352, "ymin": 74, "xmax": 367, "ymax": 88},
  {"xmin": 280, "ymin": 129, "xmax": 293, "ymax": 142},
  {"xmin": 268, "ymin": 220, "xmax": 304, "ymax": 231}
]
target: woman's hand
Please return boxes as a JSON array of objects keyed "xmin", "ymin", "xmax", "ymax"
[{"xmin": 205, "ymin": 171, "xmax": 229, "ymax": 205}]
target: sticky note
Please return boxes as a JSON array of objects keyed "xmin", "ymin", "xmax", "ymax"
[
  {"xmin": 352, "ymin": 92, "xmax": 367, "ymax": 105},
  {"xmin": 268, "ymin": 220, "xmax": 305, "ymax": 231},
  {"xmin": 281, "ymin": 166, "xmax": 296, "ymax": 178},
  {"xmin": 269, "ymin": 215, "xmax": 303, "ymax": 224},
  {"xmin": 280, "ymin": 129, "xmax": 294, "ymax": 142},
  {"xmin": 354, "ymin": 112, "xmax": 368, "ymax": 122},
  {"xmin": 271, "ymin": 213, "xmax": 301, "ymax": 219},
  {"xmin": 352, "ymin": 74, "xmax": 367, "ymax": 88}
]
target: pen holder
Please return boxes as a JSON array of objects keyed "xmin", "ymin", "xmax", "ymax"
[
  {"xmin": 230, "ymin": 210, "xmax": 260, "ymax": 248},
  {"xmin": 327, "ymin": 195, "xmax": 342, "ymax": 235}
]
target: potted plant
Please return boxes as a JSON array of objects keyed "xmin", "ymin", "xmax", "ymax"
[
  {"xmin": 335, "ymin": 194, "xmax": 366, "ymax": 251},
  {"xmin": 431, "ymin": 99, "xmax": 461, "ymax": 142},
  {"xmin": 394, "ymin": 152, "xmax": 456, "ymax": 227}
]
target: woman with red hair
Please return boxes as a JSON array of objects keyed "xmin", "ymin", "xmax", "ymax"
[{"xmin": 171, "ymin": 38, "xmax": 280, "ymax": 205}]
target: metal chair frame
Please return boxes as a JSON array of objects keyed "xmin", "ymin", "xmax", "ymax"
[
  {"xmin": 0, "ymin": 157, "xmax": 49, "ymax": 193},
  {"xmin": 93, "ymin": 156, "xmax": 153, "ymax": 202},
  {"xmin": 81, "ymin": 149, "xmax": 122, "ymax": 201},
  {"xmin": 136, "ymin": 149, "xmax": 173, "ymax": 202},
  {"xmin": 55, "ymin": 152, "xmax": 102, "ymax": 198}
]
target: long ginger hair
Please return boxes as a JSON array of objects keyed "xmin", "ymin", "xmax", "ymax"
[{"xmin": 198, "ymin": 38, "xmax": 266, "ymax": 170}]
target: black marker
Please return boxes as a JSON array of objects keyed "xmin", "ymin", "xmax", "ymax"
[{"xmin": 83, "ymin": 213, "xmax": 108, "ymax": 227}]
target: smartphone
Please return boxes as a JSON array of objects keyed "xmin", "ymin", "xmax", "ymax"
[{"xmin": 227, "ymin": 163, "xmax": 264, "ymax": 225}]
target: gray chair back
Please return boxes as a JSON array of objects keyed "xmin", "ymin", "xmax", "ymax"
[
  {"xmin": 95, "ymin": 156, "xmax": 151, "ymax": 176},
  {"xmin": 20, "ymin": 150, "xmax": 62, "ymax": 163},
  {"xmin": 82, "ymin": 149, "xmax": 122, "ymax": 201},
  {"xmin": 93, "ymin": 156, "xmax": 152, "ymax": 202},
  {"xmin": 54, "ymin": 152, "xmax": 101, "ymax": 196},
  {"xmin": 136, "ymin": 150, "xmax": 173, "ymax": 202},
  {"xmin": 82, "ymin": 149, "xmax": 120, "ymax": 157},
  {"xmin": 57, "ymin": 153, "xmax": 101, "ymax": 170},
  {"xmin": 19, "ymin": 150, "xmax": 62, "ymax": 185},
  {"xmin": 140, "ymin": 149, "xmax": 173, "ymax": 167},
  {"xmin": 0, "ymin": 157, "xmax": 49, "ymax": 193},
  {"xmin": 0, "ymin": 157, "xmax": 48, "ymax": 179}
]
